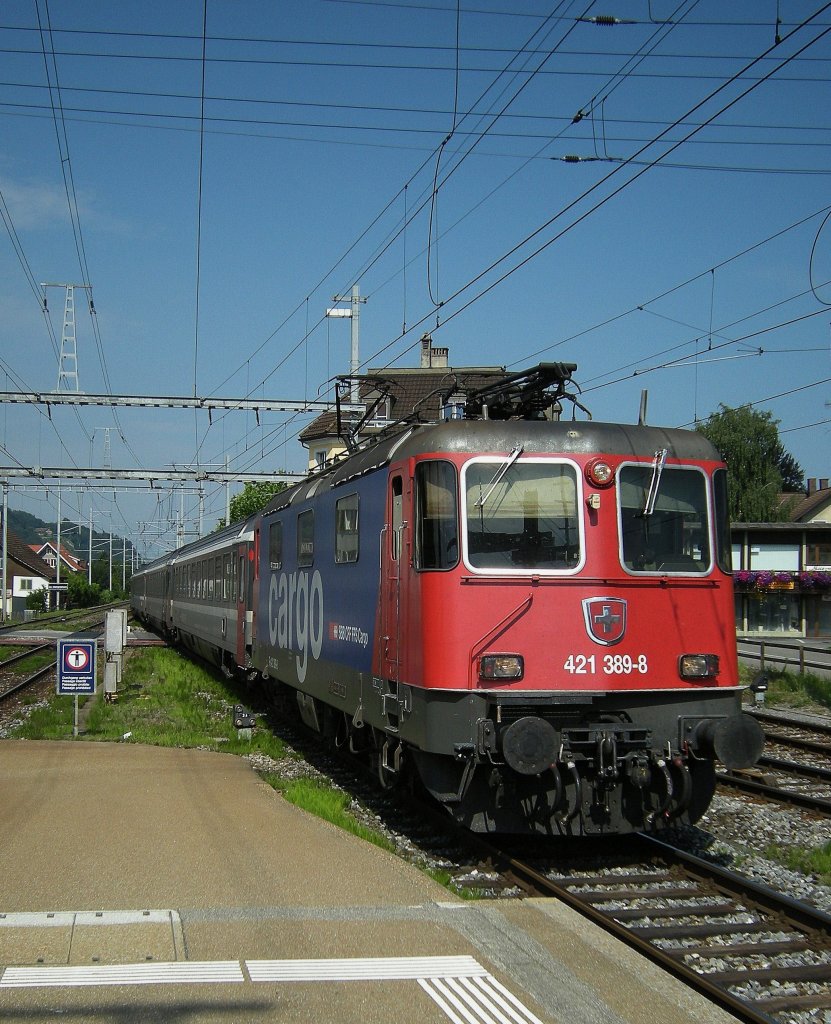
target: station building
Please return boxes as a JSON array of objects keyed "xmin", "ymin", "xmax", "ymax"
[{"xmin": 731, "ymin": 479, "xmax": 831, "ymax": 638}]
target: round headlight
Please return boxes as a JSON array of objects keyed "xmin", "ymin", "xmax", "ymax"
[{"xmin": 585, "ymin": 459, "xmax": 614, "ymax": 488}]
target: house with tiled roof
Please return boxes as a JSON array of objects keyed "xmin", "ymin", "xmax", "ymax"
[
  {"xmin": 29, "ymin": 541, "xmax": 86, "ymax": 576},
  {"xmin": 732, "ymin": 478, "xmax": 831, "ymax": 638},
  {"xmin": 778, "ymin": 478, "xmax": 831, "ymax": 524},
  {"xmin": 3, "ymin": 530, "xmax": 56, "ymax": 618},
  {"xmin": 299, "ymin": 334, "xmax": 510, "ymax": 471}
]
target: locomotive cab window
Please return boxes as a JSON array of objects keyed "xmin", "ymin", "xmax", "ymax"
[
  {"xmin": 463, "ymin": 459, "xmax": 580, "ymax": 572},
  {"xmin": 619, "ymin": 464, "xmax": 711, "ymax": 574},
  {"xmin": 335, "ymin": 494, "xmax": 359, "ymax": 563},
  {"xmin": 713, "ymin": 468, "xmax": 732, "ymax": 573},
  {"xmin": 415, "ymin": 461, "xmax": 458, "ymax": 570}
]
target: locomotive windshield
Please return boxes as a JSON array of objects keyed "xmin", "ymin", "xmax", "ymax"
[
  {"xmin": 619, "ymin": 464, "xmax": 711, "ymax": 574},
  {"xmin": 463, "ymin": 459, "xmax": 580, "ymax": 572}
]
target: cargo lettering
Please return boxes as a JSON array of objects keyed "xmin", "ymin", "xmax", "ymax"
[{"xmin": 268, "ymin": 570, "xmax": 324, "ymax": 683}]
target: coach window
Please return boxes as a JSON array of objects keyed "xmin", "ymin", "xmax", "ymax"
[
  {"xmin": 223, "ymin": 554, "xmax": 231, "ymax": 600},
  {"xmin": 336, "ymin": 494, "xmax": 359, "ymax": 563},
  {"xmin": 297, "ymin": 509, "xmax": 314, "ymax": 567},
  {"xmin": 269, "ymin": 521, "xmax": 283, "ymax": 571},
  {"xmin": 619, "ymin": 464, "xmax": 710, "ymax": 574},
  {"xmin": 415, "ymin": 461, "xmax": 458, "ymax": 570}
]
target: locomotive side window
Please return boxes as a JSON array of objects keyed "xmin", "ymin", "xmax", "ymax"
[
  {"xmin": 269, "ymin": 521, "xmax": 283, "ymax": 571},
  {"xmin": 297, "ymin": 509, "xmax": 315, "ymax": 566},
  {"xmin": 619, "ymin": 465, "xmax": 711, "ymax": 574},
  {"xmin": 713, "ymin": 469, "xmax": 732, "ymax": 573},
  {"xmin": 335, "ymin": 494, "xmax": 359, "ymax": 563},
  {"xmin": 463, "ymin": 460, "xmax": 579, "ymax": 572},
  {"xmin": 391, "ymin": 477, "xmax": 404, "ymax": 562},
  {"xmin": 415, "ymin": 461, "xmax": 458, "ymax": 570}
]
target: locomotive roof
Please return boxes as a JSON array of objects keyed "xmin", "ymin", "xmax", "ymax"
[
  {"xmin": 262, "ymin": 418, "xmax": 722, "ymax": 515},
  {"xmin": 373, "ymin": 419, "xmax": 722, "ymax": 462}
]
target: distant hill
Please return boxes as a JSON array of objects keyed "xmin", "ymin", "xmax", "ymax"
[
  {"xmin": 7, "ymin": 509, "xmax": 54, "ymax": 547},
  {"xmin": 7, "ymin": 508, "xmax": 134, "ymax": 560}
]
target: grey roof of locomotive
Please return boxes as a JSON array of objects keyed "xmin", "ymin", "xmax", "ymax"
[{"xmin": 262, "ymin": 418, "xmax": 722, "ymax": 514}]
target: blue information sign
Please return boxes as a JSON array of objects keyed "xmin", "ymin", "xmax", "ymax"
[{"xmin": 57, "ymin": 639, "xmax": 97, "ymax": 695}]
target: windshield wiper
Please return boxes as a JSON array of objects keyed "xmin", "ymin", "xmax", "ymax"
[
  {"xmin": 474, "ymin": 445, "xmax": 524, "ymax": 508},
  {"xmin": 642, "ymin": 448, "xmax": 668, "ymax": 517}
]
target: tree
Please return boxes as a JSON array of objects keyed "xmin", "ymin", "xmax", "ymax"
[
  {"xmin": 696, "ymin": 405, "xmax": 804, "ymax": 522},
  {"xmin": 216, "ymin": 479, "xmax": 289, "ymax": 530}
]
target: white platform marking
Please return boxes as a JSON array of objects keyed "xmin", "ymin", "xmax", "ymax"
[
  {"xmin": 0, "ymin": 962, "xmax": 243, "ymax": 988},
  {"xmin": 246, "ymin": 955, "xmax": 487, "ymax": 982},
  {"xmin": 419, "ymin": 975, "xmax": 546, "ymax": 1024},
  {"xmin": 0, "ymin": 910, "xmax": 177, "ymax": 928},
  {"xmin": 1, "ymin": 954, "xmax": 545, "ymax": 1023}
]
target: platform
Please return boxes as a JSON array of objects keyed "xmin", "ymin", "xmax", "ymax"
[{"xmin": 0, "ymin": 741, "xmax": 741, "ymax": 1023}]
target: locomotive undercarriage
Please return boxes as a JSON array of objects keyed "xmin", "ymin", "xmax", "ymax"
[
  {"xmin": 256, "ymin": 652, "xmax": 763, "ymax": 836},
  {"xmin": 406, "ymin": 688, "xmax": 762, "ymax": 836}
]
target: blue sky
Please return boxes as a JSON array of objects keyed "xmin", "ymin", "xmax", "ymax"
[{"xmin": 1, "ymin": 0, "xmax": 830, "ymax": 557}]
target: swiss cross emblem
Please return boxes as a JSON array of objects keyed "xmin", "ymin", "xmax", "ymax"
[{"xmin": 582, "ymin": 597, "xmax": 627, "ymax": 646}]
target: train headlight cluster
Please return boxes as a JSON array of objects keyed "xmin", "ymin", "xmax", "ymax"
[
  {"xmin": 480, "ymin": 654, "xmax": 524, "ymax": 681},
  {"xmin": 678, "ymin": 654, "xmax": 719, "ymax": 680}
]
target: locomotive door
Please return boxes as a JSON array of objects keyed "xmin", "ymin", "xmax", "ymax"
[{"xmin": 380, "ymin": 474, "xmax": 406, "ymax": 681}]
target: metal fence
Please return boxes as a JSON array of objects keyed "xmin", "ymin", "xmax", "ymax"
[{"xmin": 736, "ymin": 637, "xmax": 831, "ymax": 678}]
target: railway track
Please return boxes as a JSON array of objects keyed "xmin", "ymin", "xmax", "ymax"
[
  {"xmin": 0, "ymin": 602, "xmax": 126, "ymax": 642},
  {"xmin": 0, "ymin": 612, "xmax": 112, "ymax": 706},
  {"xmin": 0, "ymin": 644, "xmax": 57, "ymax": 703},
  {"xmin": 498, "ymin": 834, "xmax": 831, "ymax": 1024}
]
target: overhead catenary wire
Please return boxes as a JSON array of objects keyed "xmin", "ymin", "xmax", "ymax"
[
  {"xmin": 356, "ymin": 4, "xmax": 831, "ymax": 375},
  {"xmin": 34, "ymin": 0, "xmax": 145, "ymax": 473},
  {"xmin": 3, "ymin": 6, "xmax": 829, "ymax": 544}
]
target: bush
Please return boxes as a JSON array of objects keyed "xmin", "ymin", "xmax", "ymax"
[
  {"xmin": 25, "ymin": 586, "xmax": 49, "ymax": 613},
  {"xmin": 66, "ymin": 573, "xmax": 102, "ymax": 608}
]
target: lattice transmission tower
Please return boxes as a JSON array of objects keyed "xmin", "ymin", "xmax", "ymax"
[{"xmin": 41, "ymin": 282, "xmax": 94, "ymax": 392}]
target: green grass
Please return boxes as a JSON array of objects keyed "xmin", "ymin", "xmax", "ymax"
[
  {"xmin": 738, "ymin": 666, "xmax": 831, "ymax": 886},
  {"xmin": 740, "ymin": 664, "xmax": 831, "ymax": 713},
  {"xmin": 9, "ymin": 646, "xmax": 289, "ymax": 761},
  {"xmin": 262, "ymin": 775, "xmax": 480, "ymax": 896},
  {"xmin": 84, "ymin": 647, "xmax": 290, "ymax": 760},
  {"xmin": 764, "ymin": 841, "xmax": 831, "ymax": 885},
  {"xmin": 265, "ymin": 775, "xmax": 397, "ymax": 854},
  {"xmin": 10, "ymin": 696, "xmax": 87, "ymax": 739},
  {"xmin": 0, "ymin": 647, "xmax": 57, "ymax": 672}
]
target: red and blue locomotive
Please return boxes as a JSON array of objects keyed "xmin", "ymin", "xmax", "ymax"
[{"xmin": 132, "ymin": 364, "xmax": 763, "ymax": 835}]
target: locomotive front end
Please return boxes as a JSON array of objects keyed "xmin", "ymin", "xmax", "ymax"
[{"xmin": 406, "ymin": 421, "xmax": 763, "ymax": 836}]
